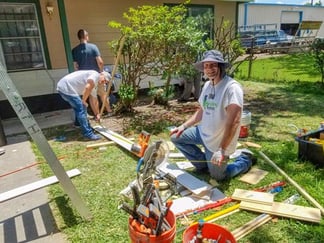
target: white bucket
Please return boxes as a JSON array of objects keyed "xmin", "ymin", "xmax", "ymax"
[{"xmin": 240, "ymin": 110, "xmax": 251, "ymax": 138}]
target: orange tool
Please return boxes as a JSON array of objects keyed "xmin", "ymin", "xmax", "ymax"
[
  {"xmin": 131, "ymin": 219, "xmax": 152, "ymax": 235},
  {"xmin": 135, "ymin": 131, "xmax": 151, "ymax": 158}
]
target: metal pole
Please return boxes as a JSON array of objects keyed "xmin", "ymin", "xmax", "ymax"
[
  {"xmin": 247, "ymin": 37, "xmax": 255, "ymax": 79},
  {"xmin": 0, "ymin": 63, "xmax": 92, "ymax": 220}
]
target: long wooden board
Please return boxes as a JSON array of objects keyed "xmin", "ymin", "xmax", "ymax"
[
  {"xmin": 93, "ymin": 125, "xmax": 136, "ymax": 153},
  {"xmin": 0, "ymin": 169, "xmax": 81, "ymax": 203},
  {"xmin": 232, "ymin": 189, "xmax": 274, "ymax": 205},
  {"xmin": 240, "ymin": 201, "xmax": 321, "ymax": 223},
  {"xmin": 158, "ymin": 162, "xmax": 212, "ymax": 195},
  {"xmin": 86, "ymin": 138, "xmax": 135, "ymax": 149},
  {"xmin": 232, "ymin": 213, "xmax": 272, "ymax": 239}
]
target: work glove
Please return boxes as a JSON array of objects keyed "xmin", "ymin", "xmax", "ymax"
[
  {"xmin": 170, "ymin": 124, "xmax": 186, "ymax": 138},
  {"xmin": 211, "ymin": 149, "xmax": 227, "ymax": 166}
]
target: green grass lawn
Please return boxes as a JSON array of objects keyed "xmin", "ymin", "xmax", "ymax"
[
  {"xmin": 34, "ymin": 53, "xmax": 324, "ymax": 243},
  {"xmin": 235, "ymin": 53, "xmax": 322, "ymax": 83}
]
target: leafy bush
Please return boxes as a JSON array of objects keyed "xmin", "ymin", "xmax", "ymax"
[
  {"xmin": 310, "ymin": 37, "xmax": 324, "ymax": 85},
  {"xmin": 108, "ymin": 2, "xmax": 206, "ymax": 111}
]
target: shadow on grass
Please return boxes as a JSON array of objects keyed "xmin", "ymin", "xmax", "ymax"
[
  {"xmin": 275, "ymin": 53, "xmax": 320, "ymax": 79},
  {"xmin": 53, "ymin": 196, "xmax": 80, "ymax": 228},
  {"xmin": 245, "ymin": 81, "xmax": 323, "ymax": 143}
]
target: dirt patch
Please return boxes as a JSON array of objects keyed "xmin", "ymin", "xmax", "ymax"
[{"xmin": 97, "ymin": 98, "xmax": 199, "ymax": 135}]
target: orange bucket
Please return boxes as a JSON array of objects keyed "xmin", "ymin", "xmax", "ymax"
[
  {"xmin": 182, "ymin": 222, "xmax": 236, "ymax": 243},
  {"xmin": 239, "ymin": 110, "xmax": 251, "ymax": 138},
  {"xmin": 239, "ymin": 125, "xmax": 250, "ymax": 138},
  {"xmin": 128, "ymin": 210, "xmax": 176, "ymax": 243}
]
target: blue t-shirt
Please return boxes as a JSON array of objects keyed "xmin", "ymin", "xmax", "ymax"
[{"xmin": 72, "ymin": 43, "xmax": 101, "ymax": 72}]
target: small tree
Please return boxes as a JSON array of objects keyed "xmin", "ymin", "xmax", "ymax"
[
  {"xmin": 207, "ymin": 16, "xmax": 246, "ymax": 77},
  {"xmin": 310, "ymin": 38, "xmax": 324, "ymax": 85},
  {"xmin": 108, "ymin": 2, "xmax": 206, "ymax": 112}
]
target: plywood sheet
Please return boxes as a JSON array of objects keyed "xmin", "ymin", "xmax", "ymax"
[{"xmin": 239, "ymin": 167, "xmax": 268, "ymax": 184}]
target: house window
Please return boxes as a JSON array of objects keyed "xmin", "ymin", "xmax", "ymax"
[
  {"xmin": 187, "ymin": 5, "xmax": 214, "ymax": 40},
  {"xmin": 0, "ymin": 2, "xmax": 45, "ymax": 72},
  {"xmin": 166, "ymin": 4, "xmax": 214, "ymax": 40}
]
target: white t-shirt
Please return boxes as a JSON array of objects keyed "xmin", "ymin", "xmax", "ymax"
[
  {"xmin": 198, "ymin": 75, "xmax": 243, "ymax": 154},
  {"xmin": 57, "ymin": 70, "xmax": 99, "ymax": 97}
]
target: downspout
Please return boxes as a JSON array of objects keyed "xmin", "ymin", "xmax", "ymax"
[
  {"xmin": 235, "ymin": 2, "xmax": 239, "ymax": 34},
  {"xmin": 57, "ymin": 0, "xmax": 73, "ymax": 73},
  {"xmin": 298, "ymin": 11, "xmax": 303, "ymax": 36},
  {"xmin": 244, "ymin": 3, "xmax": 248, "ymax": 30}
]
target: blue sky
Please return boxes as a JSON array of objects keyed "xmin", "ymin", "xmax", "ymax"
[{"xmin": 254, "ymin": 0, "xmax": 311, "ymax": 5}]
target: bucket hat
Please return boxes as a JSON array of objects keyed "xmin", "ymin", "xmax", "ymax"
[
  {"xmin": 102, "ymin": 71, "xmax": 111, "ymax": 81},
  {"xmin": 194, "ymin": 50, "xmax": 229, "ymax": 72}
]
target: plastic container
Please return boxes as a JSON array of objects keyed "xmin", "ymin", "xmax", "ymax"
[
  {"xmin": 320, "ymin": 121, "xmax": 324, "ymax": 129},
  {"xmin": 128, "ymin": 210, "xmax": 176, "ymax": 243},
  {"xmin": 182, "ymin": 222, "xmax": 236, "ymax": 243},
  {"xmin": 295, "ymin": 128, "xmax": 324, "ymax": 168},
  {"xmin": 239, "ymin": 110, "xmax": 251, "ymax": 138}
]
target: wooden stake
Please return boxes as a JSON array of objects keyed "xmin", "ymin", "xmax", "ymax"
[
  {"xmin": 99, "ymin": 36, "xmax": 126, "ymax": 116},
  {"xmin": 244, "ymin": 141, "xmax": 262, "ymax": 148},
  {"xmin": 259, "ymin": 151, "xmax": 324, "ymax": 216}
]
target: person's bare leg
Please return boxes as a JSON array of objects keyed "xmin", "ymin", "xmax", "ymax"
[
  {"xmin": 99, "ymin": 93, "xmax": 112, "ymax": 113},
  {"xmin": 89, "ymin": 96, "xmax": 100, "ymax": 121}
]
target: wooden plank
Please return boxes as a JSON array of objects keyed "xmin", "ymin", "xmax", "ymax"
[
  {"xmin": 239, "ymin": 167, "xmax": 268, "ymax": 185},
  {"xmin": 240, "ymin": 201, "xmax": 321, "ymax": 223},
  {"xmin": 232, "ymin": 189, "xmax": 274, "ymax": 205},
  {"xmin": 232, "ymin": 213, "xmax": 272, "ymax": 240},
  {"xmin": 165, "ymin": 141, "xmax": 175, "ymax": 151},
  {"xmin": 244, "ymin": 141, "xmax": 262, "ymax": 148},
  {"xmin": 0, "ymin": 169, "xmax": 81, "ymax": 203},
  {"xmin": 168, "ymin": 152, "xmax": 185, "ymax": 158},
  {"xmin": 158, "ymin": 162, "xmax": 212, "ymax": 195},
  {"xmin": 93, "ymin": 125, "xmax": 134, "ymax": 152},
  {"xmin": 86, "ymin": 138, "xmax": 135, "ymax": 149}
]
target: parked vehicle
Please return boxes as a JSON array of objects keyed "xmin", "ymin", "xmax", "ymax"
[{"xmin": 239, "ymin": 29, "xmax": 294, "ymax": 49}]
